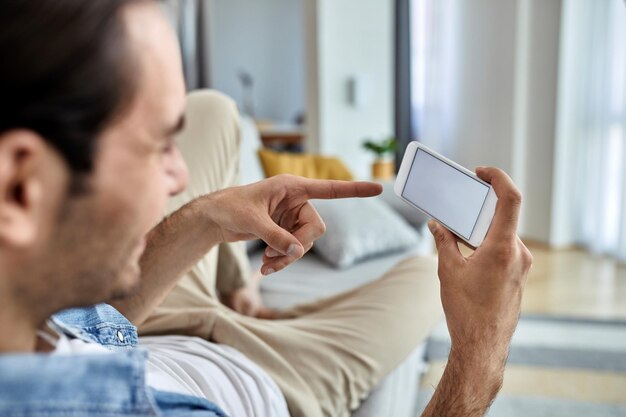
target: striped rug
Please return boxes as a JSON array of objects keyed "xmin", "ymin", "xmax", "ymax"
[{"xmin": 416, "ymin": 315, "xmax": 626, "ymax": 416}]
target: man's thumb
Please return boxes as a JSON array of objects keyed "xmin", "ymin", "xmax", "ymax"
[{"xmin": 258, "ymin": 217, "xmax": 304, "ymax": 259}]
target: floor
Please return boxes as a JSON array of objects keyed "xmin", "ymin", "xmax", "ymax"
[
  {"xmin": 521, "ymin": 243, "xmax": 626, "ymax": 320},
  {"xmin": 418, "ymin": 243, "xmax": 626, "ymax": 415},
  {"xmin": 455, "ymin": 241, "xmax": 626, "ymax": 320}
]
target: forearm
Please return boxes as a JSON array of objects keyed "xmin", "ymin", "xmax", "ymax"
[
  {"xmin": 111, "ymin": 196, "xmax": 221, "ymax": 326},
  {"xmin": 421, "ymin": 344, "xmax": 508, "ymax": 417}
]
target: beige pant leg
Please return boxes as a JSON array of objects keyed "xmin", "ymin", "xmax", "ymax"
[
  {"xmin": 140, "ymin": 90, "xmax": 251, "ymax": 336},
  {"xmin": 213, "ymin": 255, "xmax": 443, "ymax": 417}
]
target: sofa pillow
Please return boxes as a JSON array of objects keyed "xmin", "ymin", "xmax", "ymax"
[
  {"xmin": 311, "ymin": 198, "xmax": 420, "ymax": 269},
  {"xmin": 257, "ymin": 148, "xmax": 354, "ymax": 181}
]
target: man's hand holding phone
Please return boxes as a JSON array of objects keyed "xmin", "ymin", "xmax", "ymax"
[{"xmin": 422, "ymin": 166, "xmax": 533, "ymax": 417}]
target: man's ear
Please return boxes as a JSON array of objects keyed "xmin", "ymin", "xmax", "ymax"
[{"xmin": 0, "ymin": 130, "xmax": 65, "ymax": 248}]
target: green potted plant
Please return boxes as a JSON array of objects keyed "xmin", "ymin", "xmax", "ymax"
[{"xmin": 362, "ymin": 137, "xmax": 397, "ymax": 180}]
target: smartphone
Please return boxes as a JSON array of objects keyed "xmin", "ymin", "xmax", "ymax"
[{"xmin": 394, "ymin": 141, "xmax": 497, "ymax": 247}]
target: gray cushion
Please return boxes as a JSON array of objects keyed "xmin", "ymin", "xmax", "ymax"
[{"xmin": 311, "ymin": 198, "xmax": 421, "ymax": 268}]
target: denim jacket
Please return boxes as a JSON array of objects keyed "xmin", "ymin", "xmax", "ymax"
[{"xmin": 0, "ymin": 304, "xmax": 228, "ymax": 417}]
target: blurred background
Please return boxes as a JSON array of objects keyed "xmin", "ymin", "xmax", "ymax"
[{"xmin": 161, "ymin": 0, "xmax": 626, "ymax": 415}]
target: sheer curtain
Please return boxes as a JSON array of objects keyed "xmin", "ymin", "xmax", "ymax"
[
  {"xmin": 410, "ymin": 0, "xmax": 459, "ymax": 156},
  {"xmin": 563, "ymin": 0, "xmax": 626, "ymax": 260}
]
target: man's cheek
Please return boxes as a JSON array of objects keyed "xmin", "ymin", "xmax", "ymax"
[{"xmin": 144, "ymin": 184, "xmax": 169, "ymax": 229}]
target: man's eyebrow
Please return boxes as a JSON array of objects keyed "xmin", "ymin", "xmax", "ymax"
[{"xmin": 164, "ymin": 113, "xmax": 186, "ymax": 137}]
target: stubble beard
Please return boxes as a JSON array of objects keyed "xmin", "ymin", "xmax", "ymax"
[{"xmin": 40, "ymin": 187, "xmax": 142, "ymax": 310}]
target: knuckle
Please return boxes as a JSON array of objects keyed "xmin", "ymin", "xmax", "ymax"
[
  {"xmin": 274, "ymin": 173, "xmax": 292, "ymax": 183},
  {"xmin": 497, "ymin": 241, "xmax": 533, "ymax": 271},
  {"xmin": 506, "ymin": 189, "xmax": 523, "ymax": 206},
  {"xmin": 521, "ymin": 247, "xmax": 533, "ymax": 270},
  {"xmin": 495, "ymin": 244, "xmax": 516, "ymax": 264},
  {"xmin": 436, "ymin": 262, "xmax": 447, "ymax": 278},
  {"xmin": 436, "ymin": 258, "xmax": 456, "ymax": 278},
  {"xmin": 316, "ymin": 220, "xmax": 326, "ymax": 236}
]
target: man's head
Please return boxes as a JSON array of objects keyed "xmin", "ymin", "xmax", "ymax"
[{"xmin": 0, "ymin": 0, "xmax": 188, "ymax": 320}]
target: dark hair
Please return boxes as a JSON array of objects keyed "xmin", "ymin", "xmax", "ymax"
[{"xmin": 0, "ymin": 0, "xmax": 141, "ymax": 174}]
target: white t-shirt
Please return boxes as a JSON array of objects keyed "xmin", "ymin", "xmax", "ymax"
[
  {"xmin": 48, "ymin": 329, "xmax": 289, "ymax": 417},
  {"xmin": 141, "ymin": 336, "xmax": 290, "ymax": 417}
]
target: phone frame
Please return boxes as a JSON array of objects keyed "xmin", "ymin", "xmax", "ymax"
[{"xmin": 394, "ymin": 141, "xmax": 498, "ymax": 247}]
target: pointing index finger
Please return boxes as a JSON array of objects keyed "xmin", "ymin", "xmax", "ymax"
[{"xmin": 302, "ymin": 178, "xmax": 383, "ymax": 200}]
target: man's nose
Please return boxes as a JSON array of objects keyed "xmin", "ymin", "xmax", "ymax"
[{"xmin": 168, "ymin": 147, "xmax": 189, "ymax": 197}]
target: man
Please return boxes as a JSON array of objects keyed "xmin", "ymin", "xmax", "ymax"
[{"xmin": 0, "ymin": 1, "xmax": 532, "ymax": 417}]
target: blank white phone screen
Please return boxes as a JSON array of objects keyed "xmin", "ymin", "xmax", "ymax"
[{"xmin": 402, "ymin": 149, "xmax": 489, "ymax": 239}]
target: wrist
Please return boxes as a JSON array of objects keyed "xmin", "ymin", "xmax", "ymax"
[
  {"xmin": 421, "ymin": 343, "xmax": 508, "ymax": 417},
  {"xmin": 192, "ymin": 194, "xmax": 224, "ymax": 244},
  {"xmin": 448, "ymin": 340, "xmax": 508, "ymax": 393}
]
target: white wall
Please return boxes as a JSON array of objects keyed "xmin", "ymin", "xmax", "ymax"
[
  {"xmin": 447, "ymin": 1, "xmax": 519, "ymax": 172},
  {"xmin": 205, "ymin": 0, "xmax": 393, "ymax": 179},
  {"xmin": 512, "ymin": 0, "xmax": 562, "ymax": 243},
  {"xmin": 307, "ymin": 0, "xmax": 395, "ymax": 179},
  {"xmin": 207, "ymin": 0, "xmax": 306, "ymax": 123}
]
